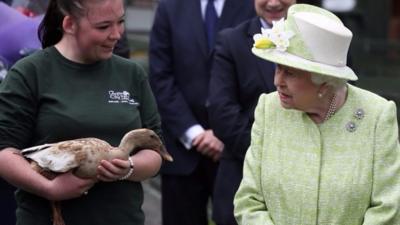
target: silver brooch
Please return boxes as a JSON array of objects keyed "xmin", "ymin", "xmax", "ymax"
[
  {"xmin": 354, "ymin": 108, "xmax": 364, "ymax": 120},
  {"xmin": 346, "ymin": 121, "xmax": 357, "ymax": 132}
]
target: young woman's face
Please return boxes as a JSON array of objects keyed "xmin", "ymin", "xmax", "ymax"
[
  {"xmin": 74, "ymin": 0, "xmax": 125, "ymax": 63},
  {"xmin": 274, "ymin": 64, "xmax": 321, "ymax": 112}
]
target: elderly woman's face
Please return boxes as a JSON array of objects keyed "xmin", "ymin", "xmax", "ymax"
[
  {"xmin": 255, "ymin": 0, "xmax": 296, "ymax": 25},
  {"xmin": 274, "ymin": 65, "xmax": 320, "ymax": 112}
]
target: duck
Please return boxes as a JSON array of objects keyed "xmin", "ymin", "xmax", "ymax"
[{"xmin": 21, "ymin": 128, "xmax": 173, "ymax": 225}]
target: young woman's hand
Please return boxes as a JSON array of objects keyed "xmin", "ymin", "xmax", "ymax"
[
  {"xmin": 45, "ymin": 171, "xmax": 96, "ymax": 201},
  {"xmin": 97, "ymin": 158, "xmax": 131, "ymax": 182}
]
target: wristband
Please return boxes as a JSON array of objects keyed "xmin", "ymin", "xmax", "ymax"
[{"xmin": 119, "ymin": 157, "xmax": 134, "ymax": 180}]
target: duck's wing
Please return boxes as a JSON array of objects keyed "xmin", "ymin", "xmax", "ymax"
[
  {"xmin": 22, "ymin": 138, "xmax": 109, "ymax": 173},
  {"xmin": 21, "ymin": 143, "xmax": 54, "ymax": 155},
  {"xmin": 22, "ymin": 143, "xmax": 82, "ymax": 173}
]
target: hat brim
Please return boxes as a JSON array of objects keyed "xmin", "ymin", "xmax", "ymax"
[{"xmin": 252, "ymin": 47, "xmax": 358, "ymax": 81}]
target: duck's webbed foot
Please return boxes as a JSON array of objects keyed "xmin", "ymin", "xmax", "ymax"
[{"xmin": 51, "ymin": 201, "xmax": 66, "ymax": 225}]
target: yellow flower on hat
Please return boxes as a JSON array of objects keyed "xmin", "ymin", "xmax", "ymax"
[
  {"xmin": 253, "ymin": 18, "xmax": 294, "ymax": 52},
  {"xmin": 253, "ymin": 34, "xmax": 274, "ymax": 49}
]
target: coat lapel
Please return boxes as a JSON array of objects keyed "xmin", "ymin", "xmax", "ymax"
[
  {"xmin": 247, "ymin": 18, "xmax": 276, "ymax": 92},
  {"xmin": 189, "ymin": 0, "xmax": 208, "ymax": 57},
  {"xmin": 218, "ymin": 0, "xmax": 244, "ymax": 28}
]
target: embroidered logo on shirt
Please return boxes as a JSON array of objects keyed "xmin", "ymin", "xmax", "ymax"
[{"xmin": 108, "ymin": 90, "xmax": 139, "ymax": 106}]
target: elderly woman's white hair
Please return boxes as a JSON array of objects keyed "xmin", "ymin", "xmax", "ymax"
[{"xmin": 310, "ymin": 73, "xmax": 347, "ymax": 90}]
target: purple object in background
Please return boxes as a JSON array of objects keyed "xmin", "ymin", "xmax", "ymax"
[{"xmin": 0, "ymin": 2, "xmax": 42, "ymax": 68}]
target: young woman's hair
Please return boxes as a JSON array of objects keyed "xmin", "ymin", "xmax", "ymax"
[{"xmin": 38, "ymin": 0, "xmax": 86, "ymax": 48}]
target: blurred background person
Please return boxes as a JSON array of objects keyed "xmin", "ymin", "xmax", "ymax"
[
  {"xmin": 149, "ymin": 0, "xmax": 255, "ymax": 224},
  {"xmin": 234, "ymin": 4, "xmax": 400, "ymax": 224},
  {"xmin": 0, "ymin": 1, "xmax": 42, "ymax": 69},
  {"xmin": 0, "ymin": 2, "xmax": 42, "ymax": 224},
  {"xmin": 207, "ymin": 0, "xmax": 296, "ymax": 225}
]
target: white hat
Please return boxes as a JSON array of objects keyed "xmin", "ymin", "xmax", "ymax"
[{"xmin": 252, "ymin": 4, "xmax": 357, "ymax": 81}]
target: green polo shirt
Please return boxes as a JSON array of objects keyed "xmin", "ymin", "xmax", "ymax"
[{"xmin": 0, "ymin": 47, "xmax": 162, "ymax": 225}]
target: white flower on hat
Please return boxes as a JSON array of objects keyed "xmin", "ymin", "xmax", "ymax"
[{"xmin": 253, "ymin": 18, "xmax": 295, "ymax": 52}]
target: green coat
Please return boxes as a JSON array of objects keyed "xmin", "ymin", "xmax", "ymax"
[{"xmin": 234, "ymin": 84, "xmax": 400, "ymax": 225}]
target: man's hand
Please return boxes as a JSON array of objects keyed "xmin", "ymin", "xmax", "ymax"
[{"xmin": 192, "ymin": 130, "xmax": 224, "ymax": 161}]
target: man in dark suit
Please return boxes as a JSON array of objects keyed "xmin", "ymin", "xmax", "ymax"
[
  {"xmin": 149, "ymin": 0, "xmax": 255, "ymax": 224},
  {"xmin": 207, "ymin": 0, "xmax": 296, "ymax": 224}
]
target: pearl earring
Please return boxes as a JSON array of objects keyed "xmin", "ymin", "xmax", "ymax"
[{"xmin": 318, "ymin": 93, "xmax": 323, "ymax": 98}]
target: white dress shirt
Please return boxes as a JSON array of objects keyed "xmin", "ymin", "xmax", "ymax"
[{"xmin": 179, "ymin": 0, "xmax": 226, "ymax": 150}]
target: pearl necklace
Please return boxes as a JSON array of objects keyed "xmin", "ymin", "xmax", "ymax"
[{"xmin": 324, "ymin": 94, "xmax": 337, "ymax": 122}]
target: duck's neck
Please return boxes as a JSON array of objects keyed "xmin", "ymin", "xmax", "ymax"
[
  {"xmin": 109, "ymin": 148, "xmax": 130, "ymax": 159},
  {"xmin": 118, "ymin": 137, "xmax": 137, "ymax": 156}
]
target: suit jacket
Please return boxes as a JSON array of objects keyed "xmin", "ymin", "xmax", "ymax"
[
  {"xmin": 149, "ymin": 0, "xmax": 255, "ymax": 175},
  {"xmin": 207, "ymin": 17, "xmax": 276, "ymax": 224},
  {"xmin": 208, "ymin": 17, "xmax": 276, "ymax": 161},
  {"xmin": 234, "ymin": 85, "xmax": 400, "ymax": 225}
]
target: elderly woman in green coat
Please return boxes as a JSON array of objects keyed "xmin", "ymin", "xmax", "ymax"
[{"xmin": 234, "ymin": 4, "xmax": 400, "ymax": 225}]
